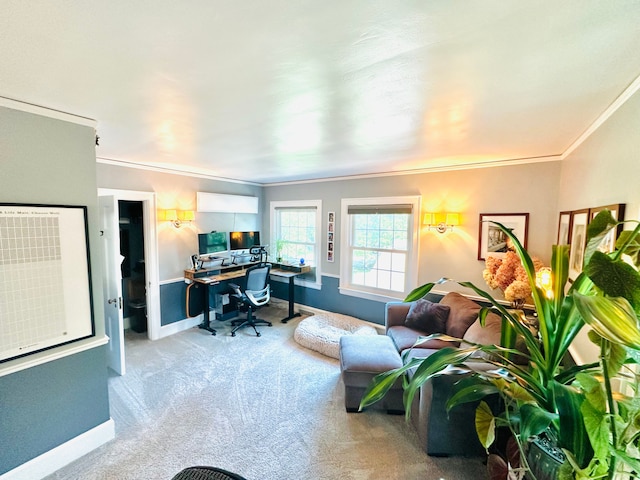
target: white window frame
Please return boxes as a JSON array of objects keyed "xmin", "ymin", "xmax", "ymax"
[
  {"xmin": 270, "ymin": 200, "xmax": 322, "ymax": 290},
  {"xmin": 339, "ymin": 196, "xmax": 421, "ymax": 302}
]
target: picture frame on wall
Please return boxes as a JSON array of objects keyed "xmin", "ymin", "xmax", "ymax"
[
  {"xmin": 589, "ymin": 203, "xmax": 626, "ymax": 253},
  {"xmin": 568, "ymin": 209, "xmax": 589, "ymax": 280},
  {"xmin": 478, "ymin": 213, "xmax": 529, "ymax": 261},
  {"xmin": 557, "ymin": 211, "xmax": 572, "ymax": 245},
  {"xmin": 327, "ymin": 211, "xmax": 335, "ymax": 262}
]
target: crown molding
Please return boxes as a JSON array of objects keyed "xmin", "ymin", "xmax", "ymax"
[
  {"xmin": 96, "ymin": 157, "xmax": 262, "ymax": 186},
  {"xmin": 0, "ymin": 96, "xmax": 96, "ymax": 128}
]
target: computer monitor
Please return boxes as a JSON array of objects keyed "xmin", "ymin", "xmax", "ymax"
[
  {"xmin": 198, "ymin": 232, "xmax": 228, "ymax": 257},
  {"xmin": 229, "ymin": 231, "xmax": 260, "ymax": 251}
]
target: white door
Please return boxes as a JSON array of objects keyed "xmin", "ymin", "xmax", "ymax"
[{"xmin": 99, "ymin": 195, "xmax": 126, "ymax": 375}]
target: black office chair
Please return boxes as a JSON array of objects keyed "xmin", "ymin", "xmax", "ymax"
[
  {"xmin": 171, "ymin": 466, "xmax": 248, "ymax": 480},
  {"xmin": 228, "ymin": 262, "xmax": 272, "ymax": 337}
]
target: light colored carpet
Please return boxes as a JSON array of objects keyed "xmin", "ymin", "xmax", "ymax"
[{"xmin": 44, "ymin": 302, "xmax": 486, "ymax": 480}]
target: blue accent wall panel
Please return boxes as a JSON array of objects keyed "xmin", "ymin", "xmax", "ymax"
[
  {"xmin": 271, "ymin": 275, "xmax": 386, "ymax": 325},
  {"xmin": 0, "ymin": 346, "xmax": 110, "ymax": 474},
  {"xmin": 160, "ymin": 281, "xmax": 188, "ymax": 326}
]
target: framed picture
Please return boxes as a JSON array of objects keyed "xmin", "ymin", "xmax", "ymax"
[
  {"xmin": 557, "ymin": 211, "xmax": 572, "ymax": 245},
  {"xmin": 589, "ymin": 203, "xmax": 626, "ymax": 253},
  {"xmin": 327, "ymin": 211, "xmax": 335, "ymax": 262},
  {"xmin": 568, "ymin": 209, "xmax": 589, "ymax": 280},
  {"xmin": 0, "ymin": 203, "xmax": 95, "ymax": 363},
  {"xmin": 478, "ymin": 213, "xmax": 529, "ymax": 260}
]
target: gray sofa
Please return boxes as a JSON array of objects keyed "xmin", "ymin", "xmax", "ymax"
[{"xmin": 385, "ymin": 292, "xmax": 505, "ymax": 457}]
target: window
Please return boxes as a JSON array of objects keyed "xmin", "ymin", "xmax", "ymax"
[
  {"xmin": 270, "ymin": 200, "xmax": 322, "ymax": 288},
  {"xmin": 340, "ymin": 196, "xmax": 420, "ymax": 301}
]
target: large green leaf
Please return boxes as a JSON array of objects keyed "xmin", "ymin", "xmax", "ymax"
[
  {"xmin": 475, "ymin": 400, "xmax": 496, "ymax": 450},
  {"xmin": 519, "ymin": 403, "xmax": 556, "ymax": 441},
  {"xmin": 584, "ymin": 210, "xmax": 618, "ymax": 266},
  {"xmin": 574, "ymin": 293, "xmax": 640, "ymax": 350},
  {"xmin": 581, "ymin": 396, "xmax": 610, "ymax": 461},
  {"xmin": 584, "ymin": 251, "xmax": 640, "ymax": 310},
  {"xmin": 616, "ymin": 230, "xmax": 640, "ymax": 266},
  {"xmin": 553, "ymin": 382, "xmax": 593, "ymax": 468},
  {"xmin": 446, "ymin": 378, "xmax": 498, "ymax": 412}
]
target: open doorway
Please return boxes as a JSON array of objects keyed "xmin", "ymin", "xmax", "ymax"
[
  {"xmin": 99, "ymin": 188, "xmax": 160, "ymax": 375},
  {"xmin": 119, "ymin": 200, "xmax": 147, "ymax": 334}
]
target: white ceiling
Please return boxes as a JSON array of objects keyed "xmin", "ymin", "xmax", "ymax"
[{"xmin": 2, "ymin": 1, "xmax": 640, "ymax": 185}]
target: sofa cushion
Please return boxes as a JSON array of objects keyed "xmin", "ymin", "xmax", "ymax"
[
  {"xmin": 463, "ymin": 312, "xmax": 529, "ymax": 365},
  {"xmin": 462, "ymin": 312, "xmax": 502, "ymax": 346},
  {"xmin": 387, "ymin": 325, "xmax": 455, "ymax": 352},
  {"xmin": 404, "ymin": 298, "xmax": 450, "ymax": 335},
  {"xmin": 439, "ymin": 292, "xmax": 482, "ymax": 344}
]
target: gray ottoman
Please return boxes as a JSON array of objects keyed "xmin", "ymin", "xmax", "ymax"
[{"xmin": 339, "ymin": 334, "xmax": 405, "ymax": 414}]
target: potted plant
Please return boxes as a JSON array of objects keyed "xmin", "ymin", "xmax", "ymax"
[{"xmin": 360, "ymin": 210, "xmax": 640, "ymax": 479}]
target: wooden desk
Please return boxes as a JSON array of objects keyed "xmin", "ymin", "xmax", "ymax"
[{"xmin": 185, "ymin": 261, "xmax": 311, "ymax": 333}]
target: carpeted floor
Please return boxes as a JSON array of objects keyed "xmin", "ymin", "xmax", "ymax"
[{"xmin": 45, "ymin": 302, "xmax": 486, "ymax": 480}]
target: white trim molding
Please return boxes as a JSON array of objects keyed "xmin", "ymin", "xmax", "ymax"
[
  {"xmin": 0, "ymin": 96, "xmax": 97, "ymax": 128},
  {"xmin": 0, "ymin": 419, "xmax": 115, "ymax": 480}
]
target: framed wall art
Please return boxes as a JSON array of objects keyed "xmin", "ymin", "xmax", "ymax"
[
  {"xmin": 327, "ymin": 211, "xmax": 335, "ymax": 262},
  {"xmin": 0, "ymin": 203, "xmax": 95, "ymax": 363},
  {"xmin": 478, "ymin": 213, "xmax": 529, "ymax": 261},
  {"xmin": 557, "ymin": 211, "xmax": 572, "ymax": 245},
  {"xmin": 568, "ymin": 209, "xmax": 589, "ymax": 280}
]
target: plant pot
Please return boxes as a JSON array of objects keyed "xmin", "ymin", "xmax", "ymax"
[{"xmin": 524, "ymin": 434, "xmax": 565, "ymax": 480}]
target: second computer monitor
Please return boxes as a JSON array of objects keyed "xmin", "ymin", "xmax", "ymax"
[{"xmin": 229, "ymin": 231, "xmax": 261, "ymax": 251}]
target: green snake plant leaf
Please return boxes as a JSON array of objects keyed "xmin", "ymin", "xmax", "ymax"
[
  {"xmin": 404, "ymin": 282, "xmax": 436, "ymax": 302},
  {"xmin": 519, "ymin": 403, "xmax": 557, "ymax": 441},
  {"xmin": 574, "ymin": 293, "xmax": 640, "ymax": 350},
  {"xmin": 446, "ymin": 377, "xmax": 499, "ymax": 412},
  {"xmin": 475, "ymin": 400, "xmax": 496, "ymax": 451},
  {"xmin": 551, "ymin": 244, "xmax": 570, "ymax": 316},
  {"xmin": 553, "ymin": 381, "xmax": 593, "ymax": 469},
  {"xmin": 358, "ymin": 363, "xmax": 412, "ymax": 410},
  {"xmin": 583, "ymin": 251, "xmax": 640, "ymax": 310},
  {"xmin": 402, "ymin": 347, "xmax": 476, "ymax": 420}
]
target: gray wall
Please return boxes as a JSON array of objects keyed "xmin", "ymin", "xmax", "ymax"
[
  {"xmin": 557, "ymin": 87, "xmax": 640, "ymax": 363},
  {"xmin": 97, "ymin": 163, "xmax": 263, "ymax": 280},
  {"xmin": 264, "ymin": 161, "xmax": 561, "ymax": 300},
  {"xmin": 0, "ymin": 106, "xmax": 110, "ymax": 474}
]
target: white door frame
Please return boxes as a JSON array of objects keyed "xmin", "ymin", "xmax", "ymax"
[{"xmin": 98, "ymin": 188, "xmax": 161, "ymax": 341}]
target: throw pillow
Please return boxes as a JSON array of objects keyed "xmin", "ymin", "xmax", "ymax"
[
  {"xmin": 404, "ymin": 298, "xmax": 450, "ymax": 335},
  {"xmin": 439, "ymin": 292, "xmax": 482, "ymax": 341}
]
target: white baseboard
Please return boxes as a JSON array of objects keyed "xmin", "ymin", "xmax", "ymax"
[
  {"xmin": 158, "ymin": 315, "xmax": 203, "ymax": 338},
  {"xmin": 1, "ymin": 418, "xmax": 115, "ymax": 480}
]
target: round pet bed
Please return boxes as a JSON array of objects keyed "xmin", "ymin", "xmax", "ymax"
[{"xmin": 294, "ymin": 313, "xmax": 378, "ymax": 359}]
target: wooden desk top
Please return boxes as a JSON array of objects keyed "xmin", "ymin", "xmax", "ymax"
[{"xmin": 186, "ymin": 261, "xmax": 310, "ymax": 284}]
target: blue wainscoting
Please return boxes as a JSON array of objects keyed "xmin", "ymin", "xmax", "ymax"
[
  {"xmin": 0, "ymin": 346, "xmax": 111, "ymax": 475},
  {"xmin": 161, "ymin": 275, "xmax": 410, "ymax": 327},
  {"xmin": 270, "ymin": 275, "xmax": 388, "ymax": 325}
]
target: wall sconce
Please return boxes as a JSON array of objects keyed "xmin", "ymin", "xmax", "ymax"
[
  {"xmin": 423, "ymin": 212, "xmax": 460, "ymax": 233},
  {"xmin": 161, "ymin": 209, "xmax": 195, "ymax": 228}
]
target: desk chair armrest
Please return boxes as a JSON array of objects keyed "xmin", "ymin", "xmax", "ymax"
[
  {"xmin": 245, "ymin": 285, "xmax": 270, "ymax": 307},
  {"xmin": 228, "ymin": 283, "xmax": 242, "ymax": 296}
]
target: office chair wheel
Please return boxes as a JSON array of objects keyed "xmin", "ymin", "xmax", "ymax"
[
  {"xmin": 256, "ymin": 332, "xmax": 261, "ymax": 337},
  {"xmin": 231, "ymin": 332, "xmax": 236, "ymax": 337}
]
